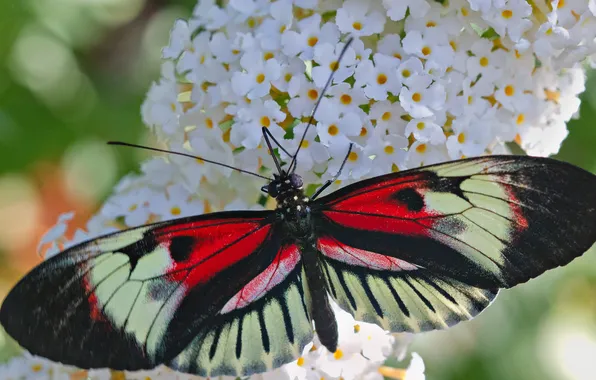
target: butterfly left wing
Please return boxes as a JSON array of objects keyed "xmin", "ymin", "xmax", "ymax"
[
  {"xmin": 311, "ymin": 155, "xmax": 596, "ymax": 332},
  {"xmin": 0, "ymin": 211, "xmax": 313, "ymax": 377}
]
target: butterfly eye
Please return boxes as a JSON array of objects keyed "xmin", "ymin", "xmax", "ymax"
[{"xmin": 289, "ymin": 174, "xmax": 303, "ymax": 188}]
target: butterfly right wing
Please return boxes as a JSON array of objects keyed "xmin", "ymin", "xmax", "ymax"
[{"xmin": 1, "ymin": 210, "xmax": 312, "ymax": 376}]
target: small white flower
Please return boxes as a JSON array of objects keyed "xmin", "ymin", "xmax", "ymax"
[
  {"xmin": 272, "ymin": 58, "xmax": 306, "ymax": 95},
  {"xmin": 355, "ymin": 53, "xmax": 402, "ymax": 101},
  {"xmin": 408, "ymin": 141, "xmax": 449, "ymax": 167},
  {"xmin": 370, "ymin": 100, "xmax": 409, "ymax": 137},
  {"xmin": 382, "ymin": 0, "xmax": 430, "ymax": 21},
  {"xmin": 287, "ymin": 76, "xmax": 324, "ymax": 118},
  {"xmin": 162, "ymin": 19, "xmax": 192, "ymax": 59},
  {"xmin": 327, "ymin": 142, "xmax": 372, "ymax": 181},
  {"xmin": 281, "ymin": 14, "xmax": 340, "ymax": 60},
  {"xmin": 494, "ymin": 73, "xmax": 534, "ymax": 112},
  {"xmin": 336, "ymin": 0, "xmax": 386, "ymax": 37},
  {"xmin": 446, "ymin": 115, "xmax": 492, "ymax": 159},
  {"xmin": 368, "ymin": 135, "xmax": 409, "ymax": 174},
  {"xmin": 466, "ymin": 39, "xmax": 508, "ymax": 82},
  {"xmin": 150, "ymin": 183, "xmax": 205, "ymax": 220},
  {"xmin": 327, "ymin": 82, "xmax": 369, "ymax": 115},
  {"xmin": 405, "ymin": 117, "xmax": 446, "ymax": 145},
  {"xmin": 232, "ymin": 98, "xmax": 287, "ymax": 149},
  {"xmin": 484, "ymin": 0, "xmax": 533, "ymax": 42},
  {"xmin": 402, "ymin": 30, "xmax": 454, "ymax": 70},
  {"xmin": 232, "ymin": 52, "xmax": 282, "ymax": 99},
  {"xmin": 399, "ymin": 75, "xmax": 446, "ymax": 118},
  {"xmin": 101, "ymin": 187, "xmax": 158, "ymax": 227},
  {"xmin": 377, "ymin": 34, "xmax": 407, "ymax": 61},
  {"xmin": 317, "ymin": 111, "xmax": 363, "ymax": 146},
  {"xmin": 312, "ymin": 42, "xmax": 357, "ymax": 88},
  {"xmin": 289, "ymin": 122, "xmax": 330, "ymax": 172}
]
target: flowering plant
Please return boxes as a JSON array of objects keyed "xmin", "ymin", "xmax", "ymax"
[{"xmin": 3, "ymin": 0, "xmax": 596, "ymax": 378}]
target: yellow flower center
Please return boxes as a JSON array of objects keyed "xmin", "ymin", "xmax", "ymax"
[
  {"xmin": 504, "ymin": 85, "xmax": 515, "ymax": 96},
  {"xmin": 416, "ymin": 122, "xmax": 425, "ymax": 130},
  {"xmin": 170, "ymin": 206, "xmax": 181, "ymax": 215},
  {"xmin": 297, "ymin": 357, "xmax": 305, "ymax": 366},
  {"xmin": 205, "ymin": 118, "xmax": 214, "ymax": 129},
  {"xmin": 479, "ymin": 56, "xmax": 489, "ymax": 67},
  {"xmin": 421, "ymin": 46, "xmax": 431, "ymax": 56},
  {"xmin": 359, "ymin": 127, "xmax": 367, "ymax": 137},
  {"xmin": 340, "ymin": 94, "xmax": 352, "ymax": 105},
  {"xmin": 416, "ymin": 143, "xmax": 427, "ymax": 153},
  {"xmin": 449, "ymin": 40, "xmax": 457, "ymax": 51},
  {"xmin": 307, "ymin": 36, "xmax": 318, "ymax": 47},
  {"xmin": 411, "ymin": 92, "xmax": 422, "ymax": 102},
  {"xmin": 352, "ymin": 22, "xmax": 362, "ymax": 31},
  {"xmin": 128, "ymin": 204, "xmax": 138, "ymax": 212},
  {"xmin": 256, "ymin": 73, "xmax": 265, "ymax": 84},
  {"xmin": 31, "ymin": 364, "xmax": 43, "ymax": 372},
  {"xmin": 334, "ymin": 349, "xmax": 344, "ymax": 360},
  {"xmin": 558, "ymin": 0, "xmax": 565, "ymax": 8},
  {"xmin": 426, "ymin": 21, "xmax": 437, "ymax": 27},
  {"xmin": 308, "ymin": 89, "xmax": 319, "ymax": 100},
  {"xmin": 457, "ymin": 132, "xmax": 466, "ymax": 143},
  {"xmin": 329, "ymin": 61, "xmax": 339, "ymax": 71},
  {"xmin": 348, "ymin": 151, "xmax": 358, "ymax": 161},
  {"xmin": 328, "ymin": 124, "xmax": 339, "ymax": 136},
  {"xmin": 516, "ymin": 114, "xmax": 525, "ymax": 125},
  {"xmin": 263, "ymin": 52, "xmax": 274, "ymax": 60},
  {"xmin": 377, "ymin": 73, "xmax": 387, "ymax": 85},
  {"xmin": 384, "ymin": 145, "xmax": 394, "ymax": 154},
  {"xmin": 501, "ymin": 9, "xmax": 513, "ymax": 19},
  {"xmin": 260, "ymin": 116, "xmax": 271, "ymax": 127},
  {"xmin": 393, "ymin": 53, "xmax": 402, "ymax": 60},
  {"xmin": 402, "ymin": 69, "xmax": 411, "ymax": 78},
  {"xmin": 354, "ymin": 324, "xmax": 361, "ymax": 333},
  {"xmin": 382, "ymin": 111, "xmax": 391, "ymax": 121},
  {"xmin": 300, "ymin": 140, "xmax": 309, "ymax": 148},
  {"xmin": 284, "ymin": 73, "xmax": 292, "ymax": 82}
]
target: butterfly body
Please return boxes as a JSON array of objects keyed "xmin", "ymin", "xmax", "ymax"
[{"xmin": 1, "ymin": 155, "xmax": 595, "ymax": 377}]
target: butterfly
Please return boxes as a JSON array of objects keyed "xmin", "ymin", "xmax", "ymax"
[{"xmin": 1, "ymin": 39, "xmax": 596, "ymax": 377}]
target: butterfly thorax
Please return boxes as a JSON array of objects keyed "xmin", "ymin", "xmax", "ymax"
[{"xmin": 267, "ymin": 172, "xmax": 313, "ymax": 237}]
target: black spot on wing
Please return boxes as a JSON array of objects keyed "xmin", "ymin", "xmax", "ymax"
[
  {"xmin": 404, "ymin": 277, "xmax": 436, "ymax": 313},
  {"xmin": 118, "ymin": 234, "xmax": 158, "ymax": 272},
  {"xmin": 382, "ymin": 277, "xmax": 410, "ymax": 317},
  {"xmin": 361, "ymin": 276, "xmax": 383, "ymax": 318},
  {"xmin": 257, "ymin": 308, "xmax": 270, "ymax": 353},
  {"xmin": 393, "ymin": 188, "xmax": 424, "ymax": 211},
  {"xmin": 209, "ymin": 324, "xmax": 223, "ymax": 360},
  {"xmin": 235, "ymin": 317, "xmax": 243, "ymax": 359},
  {"xmin": 279, "ymin": 296, "xmax": 295, "ymax": 344},
  {"xmin": 170, "ymin": 236, "xmax": 196, "ymax": 262}
]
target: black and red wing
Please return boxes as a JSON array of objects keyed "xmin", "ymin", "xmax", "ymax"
[
  {"xmin": 0, "ymin": 211, "xmax": 312, "ymax": 377},
  {"xmin": 311, "ymin": 155, "xmax": 596, "ymax": 332}
]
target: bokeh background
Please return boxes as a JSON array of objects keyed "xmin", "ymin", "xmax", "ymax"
[{"xmin": 0, "ymin": 1, "xmax": 595, "ymax": 379}]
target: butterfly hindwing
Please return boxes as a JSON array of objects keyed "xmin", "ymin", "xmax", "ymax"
[
  {"xmin": 169, "ymin": 244, "xmax": 313, "ymax": 377},
  {"xmin": 312, "ymin": 156, "xmax": 596, "ymax": 331},
  {"xmin": 0, "ymin": 211, "xmax": 312, "ymax": 375}
]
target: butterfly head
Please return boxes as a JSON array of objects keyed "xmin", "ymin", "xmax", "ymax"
[{"xmin": 262, "ymin": 171, "xmax": 304, "ymax": 199}]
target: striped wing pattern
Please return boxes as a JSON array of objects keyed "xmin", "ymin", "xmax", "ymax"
[
  {"xmin": 0, "ymin": 211, "xmax": 311, "ymax": 376},
  {"xmin": 312, "ymin": 156, "xmax": 596, "ymax": 332}
]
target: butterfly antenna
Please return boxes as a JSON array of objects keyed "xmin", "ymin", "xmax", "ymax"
[
  {"xmin": 288, "ymin": 37, "xmax": 354, "ymax": 173},
  {"xmin": 107, "ymin": 141, "xmax": 272, "ymax": 181},
  {"xmin": 262, "ymin": 127, "xmax": 293, "ymax": 158},
  {"xmin": 261, "ymin": 128, "xmax": 283, "ymax": 174}
]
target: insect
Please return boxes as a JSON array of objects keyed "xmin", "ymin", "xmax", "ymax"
[{"xmin": 2, "ymin": 40, "xmax": 596, "ymax": 377}]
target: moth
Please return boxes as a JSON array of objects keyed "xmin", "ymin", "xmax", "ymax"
[{"xmin": 1, "ymin": 40, "xmax": 595, "ymax": 377}]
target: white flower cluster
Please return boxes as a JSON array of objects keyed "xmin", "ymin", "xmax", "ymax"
[{"xmin": 5, "ymin": 0, "xmax": 596, "ymax": 378}]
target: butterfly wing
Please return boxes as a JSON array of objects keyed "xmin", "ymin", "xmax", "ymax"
[
  {"xmin": 0, "ymin": 210, "xmax": 312, "ymax": 376},
  {"xmin": 311, "ymin": 155, "xmax": 596, "ymax": 332}
]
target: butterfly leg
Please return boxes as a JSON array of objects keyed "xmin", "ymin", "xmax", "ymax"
[{"xmin": 310, "ymin": 143, "xmax": 354, "ymax": 201}]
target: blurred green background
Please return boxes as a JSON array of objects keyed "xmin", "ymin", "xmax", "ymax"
[{"xmin": 0, "ymin": 1, "xmax": 595, "ymax": 379}]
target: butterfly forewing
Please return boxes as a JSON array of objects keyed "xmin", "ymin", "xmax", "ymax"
[
  {"xmin": 311, "ymin": 156, "xmax": 596, "ymax": 331},
  {"xmin": 0, "ymin": 210, "xmax": 312, "ymax": 373}
]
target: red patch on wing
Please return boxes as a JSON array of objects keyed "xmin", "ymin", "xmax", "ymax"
[
  {"xmin": 82, "ymin": 270, "xmax": 107, "ymax": 322},
  {"xmin": 220, "ymin": 244, "xmax": 300, "ymax": 313},
  {"xmin": 155, "ymin": 218, "xmax": 272, "ymax": 289},
  {"xmin": 323, "ymin": 174, "xmax": 438, "ymax": 236},
  {"xmin": 318, "ymin": 237, "xmax": 418, "ymax": 271}
]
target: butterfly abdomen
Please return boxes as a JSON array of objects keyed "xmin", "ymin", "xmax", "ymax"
[{"xmin": 301, "ymin": 241, "xmax": 338, "ymax": 353}]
